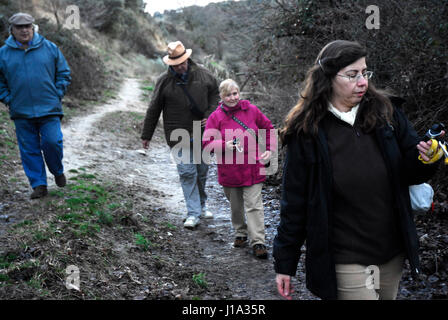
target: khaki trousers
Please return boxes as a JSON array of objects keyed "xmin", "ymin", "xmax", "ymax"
[
  {"xmin": 335, "ymin": 253, "xmax": 405, "ymax": 300},
  {"xmin": 223, "ymin": 183, "xmax": 265, "ymax": 247}
]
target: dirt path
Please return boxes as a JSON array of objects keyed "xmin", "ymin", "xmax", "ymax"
[
  {"xmin": 62, "ymin": 78, "xmax": 186, "ymax": 218},
  {"xmin": 60, "ymin": 78, "xmax": 315, "ymax": 300}
]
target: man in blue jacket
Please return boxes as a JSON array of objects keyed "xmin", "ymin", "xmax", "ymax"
[{"xmin": 0, "ymin": 13, "xmax": 71, "ymax": 199}]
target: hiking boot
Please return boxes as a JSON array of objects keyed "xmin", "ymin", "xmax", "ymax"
[
  {"xmin": 234, "ymin": 236, "xmax": 248, "ymax": 248},
  {"xmin": 183, "ymin": 216, "xmax": 200, "ymax": 229},
  {"xmin": 55, "ymin": 173, "xmax": 66, "ymax": 187},
  {"xmin": 253, "ymin": 244, "xmax": 268, "ymax": 259},
  {"xmin": 201, "ymin": 209, "xmax": 214, "ymax": 219},
  {"xmin": 30, "ymin": 185, "xmax": 48, "ymax": 199}
]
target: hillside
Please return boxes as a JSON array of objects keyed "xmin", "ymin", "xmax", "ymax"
[{"xmin": 1, "ymin": 0, "xmax": 166, "ymax": 101}]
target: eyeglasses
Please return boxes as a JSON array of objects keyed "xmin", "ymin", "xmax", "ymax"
[{"xmin": 337, "ymin": 71, "xmax": 373, "ymax": 82}]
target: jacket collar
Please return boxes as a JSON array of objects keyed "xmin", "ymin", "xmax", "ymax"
[
  {"xmin": 220, "ymin": 100, "xmax": 249, "ymax": 114},
  {"xmin": 6, "ymin": 32, "xmax": 43, "ymax": 50}
]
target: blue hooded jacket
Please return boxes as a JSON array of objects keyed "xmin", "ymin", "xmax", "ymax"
[{"xmin": 0, "ymin": 32, "xmax": 71, "ymax": 119}]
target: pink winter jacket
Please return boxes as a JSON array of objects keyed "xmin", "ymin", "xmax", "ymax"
[{"xmin": 202, "ymin": 100, "xmax": 275, "ymax": 187}]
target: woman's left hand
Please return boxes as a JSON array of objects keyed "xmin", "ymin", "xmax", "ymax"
[
  {"xmin": 417, "ymin": 130, "xmax": 445, "ymax": 162},
  {"xmin": 259, "ymin": 150, "xmax": 272, "ymax": 163},
  {"xmin": 276, "ymin": 274, "xmax": 294, "ymax": 300}
]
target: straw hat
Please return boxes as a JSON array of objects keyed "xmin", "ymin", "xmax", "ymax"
[{"xmin": 162, "ymin": 41, "xmax": 192, "ymax": 66}]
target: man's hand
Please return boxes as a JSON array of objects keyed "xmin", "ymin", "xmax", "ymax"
[
  {"xmin": 142, "ymin": 139, "xmax": 150, "ymax": 149},
  {"xmin": 201, "ymin": 118, "xmax": 207, "ymax": 128}
]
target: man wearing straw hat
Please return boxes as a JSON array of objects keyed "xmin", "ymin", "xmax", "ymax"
[{"xmin": 141, "ymin": 41, "xmax": 219, "ymax": 229}]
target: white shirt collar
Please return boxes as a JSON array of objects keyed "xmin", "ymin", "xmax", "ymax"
[{"xmin": 328, "ymin": 102, "xmax": 360, "ymax": 126}]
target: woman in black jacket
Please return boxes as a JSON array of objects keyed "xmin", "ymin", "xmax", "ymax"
[{"xmin": 273, "ymin": 40, "xmax": 444, "ymax": 300}]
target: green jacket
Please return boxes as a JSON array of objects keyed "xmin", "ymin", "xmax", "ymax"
[{"xmin": 141, "ymin": 59, "xmax": 219, "ymax": 147}]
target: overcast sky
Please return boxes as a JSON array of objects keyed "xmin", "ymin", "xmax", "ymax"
[{"xmin": 144, "ymin": 0, "xmax": 235, "ymax": 15}]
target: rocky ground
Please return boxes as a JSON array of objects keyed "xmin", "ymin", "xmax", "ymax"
[{"xmin": 0, "ymin": 78, "xmax": 447, "ymax": 301}]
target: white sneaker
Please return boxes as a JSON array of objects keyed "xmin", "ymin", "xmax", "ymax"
[
  {"xmin": 201, "ymin": 209, "xmax": 214, "ymax": 219},
  {"xmin": 183, "ymin": 216, "xmax": 200, "ymax": 229}
]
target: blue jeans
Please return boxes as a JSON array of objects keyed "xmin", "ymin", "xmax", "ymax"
[
  {"xmin": 175, "ymin": 146, "xmax": 208, "ymax": 218},
  {"xmin": 14, "ymin": 116, "xmax": 64, "ymax": 188}
]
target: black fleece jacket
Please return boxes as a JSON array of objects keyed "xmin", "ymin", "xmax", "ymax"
[{"xmin": 273, "ymin": 105, "xmax": 439, "ymax": 300}]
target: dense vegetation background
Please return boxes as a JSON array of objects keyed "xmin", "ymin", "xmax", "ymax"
[{"xmin": 158, "ymin": 0, "xmax": 447, "ymax": 193}]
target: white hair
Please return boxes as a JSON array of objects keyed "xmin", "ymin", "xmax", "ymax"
[{"xmin": 219, "ymin": 79, "xmax": 240, "ymax": 99}]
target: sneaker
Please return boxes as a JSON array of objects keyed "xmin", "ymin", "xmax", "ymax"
[
  {"xmin": 55, "ymin": 173, "xmax": 66, "ymax": 187},
  {"xmin": 253, "ymin": 244, "xmax": 268, "ymax": 259},
  {"xmin": 183, "ymin": 216, "xmax": 200, "ymax": 229},
  {"xmin": 201, "ymin": 209, "xmax": 214, "ymax": 219},
  {"xmin": 30, "ymin": 185, "xmax": 48, "ymax": 199},
  {"xmin": 233, "ymin": 236, "xmax": 248, "ymax": 248}
]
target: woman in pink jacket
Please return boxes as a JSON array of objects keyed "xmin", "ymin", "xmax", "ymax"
[{"xmin": 203, "ymin": 79, "xmax": 275, "ymax": 259}]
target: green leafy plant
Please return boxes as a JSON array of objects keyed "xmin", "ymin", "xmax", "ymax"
[
  {"xmin": 192, "ymin": 272, "xmax": 208, "ymax": 288},
  {"xmin": 0, "ymin": 274, "xmax": 9, "ymax": 282},
  {"xmin": 134, "ymin": 233, "xmax": 151, "ymax": 251},
  {"xmin": 0, "ymin": 253, "xmax": 17, "ymax": 269},
  {"xmin": 95, "ymin": 210, "xmax": 114, "ymax": 225},
  {"xmin": 142, "ymin": 86, "xmax": 154, "ymax": 92},
  {"xmin": 164, "ymin": 222, "xmax": 177, "ymax": 230}
]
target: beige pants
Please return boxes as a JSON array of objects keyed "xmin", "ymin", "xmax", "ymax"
[
  {"xmin": 335, "ymin": 254, "xmax": 405, "ymax": 300},
  {"xmin": 223, "ymin": 183, "xmax": 265, "ymax": 247}
]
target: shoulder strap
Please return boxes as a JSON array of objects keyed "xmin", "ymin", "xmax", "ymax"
[
  {"xmin": 220, "ymin": 103, "xmax": 258, "ymax": 143},
  {"xmin": 176, "ymin": 81, "xmax": 204, "ymax": 118}
]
